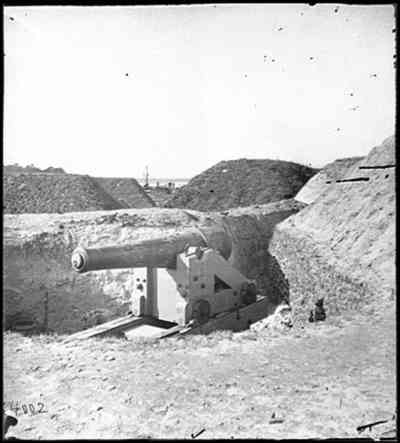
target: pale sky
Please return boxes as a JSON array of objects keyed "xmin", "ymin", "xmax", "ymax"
[{"xmin": 3, "ymin": 4, "xmax": 396, "ymax": 179}]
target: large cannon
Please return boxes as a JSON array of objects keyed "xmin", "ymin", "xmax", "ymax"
[
  {"xmin": 71, "ymin": 225, "xmax": 232, "ymax": 273},
  {"xmin": 67, "ymin": 224, "xmax": 271, "ymax": 341}
]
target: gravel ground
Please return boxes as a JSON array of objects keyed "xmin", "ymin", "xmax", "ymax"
[
  {"xmin": 3, "ymin": 173, "xmax": 123, "ymax": 214},
  {"xmin": 165, "ymin": 159, "xmax": 317, "ymax": 211},
  {"xmin": 4, "ymin": 307, "xmax": 396, "ymax": 440}
]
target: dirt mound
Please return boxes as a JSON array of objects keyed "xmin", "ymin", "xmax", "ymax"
[
  {"xmin": 3, "ymin": 173, "xmax": 124, "ymax": 214},
  {"xmin": 4, "ymin": 164, "xmax": 66, "ymax": 174},
  {"xmin": 270, "ymin": 135, "xmax": 395, "ymax": 321},
  {"xmin": 93, "ymin": 177, "xmax": 155, "ymax": 209},
  {"xmin": 165, "ymin": 159, "xmax": 318, "ymax": 211},
  {"xmin": 296, "ymin": 156, "xmax": 364, "ymax": 204},
  {"xmin": 42, "ymin": 166, "xmax": 66, "ymax": 174}
]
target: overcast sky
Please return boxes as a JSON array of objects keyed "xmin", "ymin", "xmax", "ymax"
[{"xmin": 4, "ymin": 4, "xmax": 396, "ymax": 179}]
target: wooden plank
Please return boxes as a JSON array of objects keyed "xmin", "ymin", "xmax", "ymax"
[
  {"xmin": 157, "ymin": 324, "xmax": 186, "ymax": 339},
  {"xmin": 181, "ymin": 296, "xmax": 275, "ymax": 336},
  {"xmin": 64, "ymin": 297, "xmax": 275, "ymax": 342},
  {"xmin": 64, "ymin": 315, "xmax": 178, "ymax": 342},
  {"xmin": 145, "ymin": 267, "xmax": 158, "ymax": 317},
  {"xmin": 64, "ymin": 315, "xmax": 145, "ymax": 342}
]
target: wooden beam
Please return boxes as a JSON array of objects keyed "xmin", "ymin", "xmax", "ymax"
[
  {"xmin": 335, "ymin": 177, "xmax": 370, "ymax": 183},
  {"xmin": 64, "ymin": 314, "xmax": 177, "ymax": 342},
  {"xmin": 359, "ymin": 165, "xmax": 395, "ymax": 169},
  {"xmin": 63, "ymin": 315, "xmax": 146, "ymax": 342},
  {"xmin": 145, "ymin": 267, "xmax": 158, "ymax": 318}
]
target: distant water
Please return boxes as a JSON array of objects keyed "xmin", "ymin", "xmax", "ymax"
[{"xmin": 137, "ymin": 178, "xmax": 189, "ymax": 188}]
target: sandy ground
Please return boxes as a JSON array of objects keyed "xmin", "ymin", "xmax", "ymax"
[{"xmin": 4, "ymin": 307, "xmax": 396, "ymax": 440}]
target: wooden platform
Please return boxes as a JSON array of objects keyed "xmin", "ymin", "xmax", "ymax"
[
  {"xmin": 178, "ymin": 295, "xmax": 274, "ymax": 336},
  {"xmin": 64, "ymin": 296, "xmax": 274, "ymax": 342},
  {"xmin": 64, "ymin": 315, "xmax": 177, "ymax": 342}
]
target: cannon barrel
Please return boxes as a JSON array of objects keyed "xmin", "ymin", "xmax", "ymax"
[{"xmin": 71, "ymin": 225, "xmax": 232, "ymax": 273}]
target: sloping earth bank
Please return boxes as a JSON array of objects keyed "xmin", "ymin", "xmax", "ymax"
[
  {"xmin": 269, "ymin": 135, "xmax": 395, "ymax": 322},
  {"xmin": 93, "ymin": 177, "xmax": 156, "ymax": 209},
  {"xmin": 295, "ymin": 156, "xmax": 364, "ymax": 204},
  {"xmin": 3, "ymin": 307, "xmax": 395, "ymax": 439}
]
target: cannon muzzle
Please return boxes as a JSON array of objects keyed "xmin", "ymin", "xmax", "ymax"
[{"xmin": 71, "ymin": 225, "xmax": 232, "ymax": 273}]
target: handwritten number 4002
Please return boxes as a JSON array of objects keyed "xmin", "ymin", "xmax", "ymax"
[{"xmin": 3, "ymin": 402, "xmax": 47, "ymax": 416}]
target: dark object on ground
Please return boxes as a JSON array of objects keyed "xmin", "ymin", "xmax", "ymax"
[
  {"xmin": 309, "ymin": 299, "xmax": 326, "ymax": 323},
  {"xmin": 3, "ymin": 411, "xmax": 18, "ymax": 439},
  {"xmin": 269, "ymin": 412, "xmax": 285, "ymax": 424},
  {"xmin": 357, "ymin": 419, "xmax": 390, "ymax": 433},
  {"xmin": 314, "ymin": 298, "xmax": 326, "ymax": 321},
  {"xmin": 191, "ymin": 428, "xmax": 206, "ymax": 438}
]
